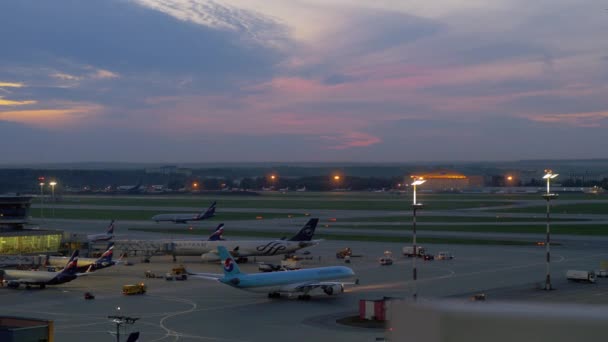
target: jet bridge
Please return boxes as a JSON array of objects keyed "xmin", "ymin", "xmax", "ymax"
[{"xmin": 90, "ymin": 240, "xmax": 175, "ymax": 261}]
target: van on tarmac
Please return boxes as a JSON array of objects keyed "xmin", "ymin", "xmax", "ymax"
[{"xmin": 566, "ymin": 270, "xmax": 596, "ymax": 283}]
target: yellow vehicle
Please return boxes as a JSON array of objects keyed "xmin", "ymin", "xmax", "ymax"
[
  {"xmin": 168, "ymin": 265, "xmax": 188, "ymax": 280},
  {"xmin": 122, "ymin": 283, "xmax": 146, "ymax": 295}
]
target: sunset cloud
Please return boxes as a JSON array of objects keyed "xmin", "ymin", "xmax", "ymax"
[
  {"xmin": 0, "ymin": 82, "xmax": 25, "ymax": 88},
  {"xmin": 525, "ymin": 111, "xmax": 608, "ymax": 128},
  {"xmin": 0, "ymin": 103, "xmax": 103, "ymax": 129},
  {"xmin": 0, "ymin": 97, "xmax": 37, "ymax": 106},
  {"xmin": 0, "ymin": 0, "xmax": 607, "ymax": 162},
  {"xmin": 90, "ymin": 69, "xmax": 120, "ymax": 80},
  {"xmin": 50, "ymin": 73, "xmax": 81, "ymax": 81}
]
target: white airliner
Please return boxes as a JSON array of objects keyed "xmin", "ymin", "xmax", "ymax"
[
  {"xmin": 0, "ymin": 250, "xmax": 86, "ymax": 289},
  {"xmin": 189, "ymin": 246, "xmax": 357, "ymax": 299},
  {"xmin": 151, "ymin": 201, "xmax": 216, "ymax": 223},
  {"xmin": 172, "ymin": 219, "xmax": 320, "ymax": 261},
  {"xmin": 87, "ymin": 220, "xmax": 115, "ymax": 242}
]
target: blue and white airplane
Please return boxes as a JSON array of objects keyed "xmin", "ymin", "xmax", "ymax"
[
  {"xmin": 87, "ymin": 220, "xmax": 115, "ymax": 242},
  {"xmin": 152, "ymin": 201, "xmax": 216, "ymax": 223},
  {"xmin": 189, "ymin": 246, "xmax": 357, "ymax": 300},
  {"xmin": 173, "ymin": 219, "xmax": 320, "ymax": 261}
]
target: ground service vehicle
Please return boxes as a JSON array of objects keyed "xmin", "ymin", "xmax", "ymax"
[
  {"xmin": 379, "ymin": 251, "xmax": 394, "ymax": 265},
  {"xmin": 336, "ymin": 248, "xmax": 353, "ymax": 259},
  {"xmin": 172, "ymin": 266, "xmax": 188, "ymax": 280},
  {"xmin": 566, "ymin": 270, "xmax": 596, "ymax": 283},
  {"xmin": 123, "ymin": 283, "xmax": 147, "ymax": 295},
  {"xmin": 436, "ymin": 252, "xmax": 454, "ymax": 260},
  {"xmin": 280, "ymin": 258, "xmax": 301, "ymax": 270},
  {"xmin": 402, "ymin": 246, "xmax": 426, "ymax": 257}
]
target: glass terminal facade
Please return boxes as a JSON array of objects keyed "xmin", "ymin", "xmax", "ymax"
[{"xmin": 0, "ymin": 232, "xmax": 62, "ymax": 254}]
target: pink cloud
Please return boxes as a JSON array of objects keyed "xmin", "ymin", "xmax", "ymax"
[
  {"xmin": 524, "ymin": 111, "xmax": 608, "ymax": 127},
  {"xmin": 321, "ymin": 131, "xmax": 382, "ymax": 149}
]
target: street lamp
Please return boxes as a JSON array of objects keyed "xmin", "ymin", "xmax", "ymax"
[
  {"xmin": 39, "ymin": 181, "xmax": 45, "ymax": 219},
  {"xmin": 542, "ymin": 169, "xmax": 558, "ymax": 291},
  {"xmin": 410, "ymin": 177, "xmax": 426, "ymax": 300},
  {"xmin": 49, "ymin": 181, "xmax": 57, "ymax": 217}
]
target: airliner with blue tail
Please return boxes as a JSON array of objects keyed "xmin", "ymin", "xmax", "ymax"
[
  {"xmin": 188, "ymin": 246, "xmax": 357, "ymax": 300},
  {"xmin": 0, "ymin": 250, "xmax": 88, "ymax": 289},
  {"xmin": 87, "ymin": 220, "xmax": 115, "ymax": 242},
  {"xmin": 151, "ymin": 201, "xmax": 216, "ymax": 223},
  {"xmin": 46, "ymin": 242, "xmax": 117, "ymax": 272},
  {"xmin": 173, "ymin": 219, "xmax": 320, "ymax": 261}
]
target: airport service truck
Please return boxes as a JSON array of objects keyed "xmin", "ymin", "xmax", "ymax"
[
  {"xmin": 566, "ymin": 270, "xmax": 596, "ymax": 283},
  {"xmin": 402, "ymin": 246, "xmax": 426, "ymax": 257},
  {"xmin": 123, "ymin": 283, "xmax": 147, "ymax": 295}
]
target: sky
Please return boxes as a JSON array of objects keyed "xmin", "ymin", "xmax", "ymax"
[{"xmin": 1, "ymin": 0, "xmax": 607, "ymax": 163}]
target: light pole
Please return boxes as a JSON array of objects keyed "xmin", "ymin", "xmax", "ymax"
[
  {"xmin": 39, "ymin": 181, "xmax": 45, "ymax": 219},
  {"xmin": 49, "ymin": 181, "xmax": 57, "ymax": 217},
  {"xmin": 410, "ymin": 177, "xmax": 426, "ymax": 300},
  {"xmin": 333, "ymin": 175, "xmax": 341, "ymax": 190},
  {"xmin": 542, "ymin": 170, "xmax": 558, "ymax": 291}
]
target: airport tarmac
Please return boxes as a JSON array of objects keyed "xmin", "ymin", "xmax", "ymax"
[{"xmin": 2, "ymin": 238, "xmax": 608, "ymax": 341}]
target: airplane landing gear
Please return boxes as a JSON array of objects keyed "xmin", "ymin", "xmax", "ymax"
[
  {"xmin": 297, "ymin": 294, "xmax": 311, "ymax": 301},
  {"xmin": 268, "ymin": 292, "xmax": 281, "ymax": 299}
]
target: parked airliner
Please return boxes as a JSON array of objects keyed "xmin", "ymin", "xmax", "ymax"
[
  {"xmin": 45, "ymin": 243, "xmax": 117, "ymax": 272},
  {"xmin": 172, "ymin": 219, "xmax": 320, "ymax": 261},
  {"xmin": 0, "ymin": 250, "xmax": 85, "ymax": 289},
  {"xmin": 189, "ymin": 246, "xmax": 356, "ymax": 299}
]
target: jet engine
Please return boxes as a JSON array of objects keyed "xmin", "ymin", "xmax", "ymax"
[{"xmin": 323, "ymin": 284, "xmax": 344, "ymax": 296}]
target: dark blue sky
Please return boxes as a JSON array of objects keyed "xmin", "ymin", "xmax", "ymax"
[{"xmin": 1, "ymin": 0, "xmax": 607, "ymax": 163}]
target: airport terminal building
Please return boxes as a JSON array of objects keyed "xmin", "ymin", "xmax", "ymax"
[
  {"xmin": 410, "ymin": 171, "xmax": 484, "ymax": 191},
  {"xmin": 0, "ymin": 195, "xmax": 62, "ymax": 255}
]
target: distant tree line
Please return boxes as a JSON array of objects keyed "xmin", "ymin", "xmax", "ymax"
[{"xmin": 1, "ymin": 168, "xmax": 607, "ymax": 194}]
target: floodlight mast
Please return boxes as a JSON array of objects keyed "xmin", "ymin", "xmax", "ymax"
[
  {"xmin": 410, "ymin": 177, "xmax": 426, "ymax": 300},
  {"xmin": 542, "ymin": 169, "xmax": 558, "ymax": 291}
]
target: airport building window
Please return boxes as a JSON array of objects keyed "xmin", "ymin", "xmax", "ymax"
[{"xmin": 0, "ymin": 234, "xmax": 61, "ymax": 254}]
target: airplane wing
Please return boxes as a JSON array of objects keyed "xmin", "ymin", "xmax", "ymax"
[
  {"xmin": 282, "ymin": 280, "xmax": 359, "ymax": 294},
  {"xmin": 185, "ymin": 270, "xmax": 223, "ymax": 281},
  {"xmin": 76, "ymin": 264, "xmax": 94, "ymax": 276},
  {"xmin": 293, "ymin": 281, "xmax": 356, "ymax": 291},
  {"xmin": 9, "ymin": 278, "xmax": 40, "ymax": 284}
]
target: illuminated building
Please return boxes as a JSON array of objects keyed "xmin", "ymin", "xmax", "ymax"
[
  {"xmin": 0, "ymin": 195, "xmax": 62, "ymax": 254},
  {"xmin": 409, "ymin": 171, "xmax": 483, "ymax": 191}
]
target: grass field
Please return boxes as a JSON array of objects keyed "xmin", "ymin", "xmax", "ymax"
[
  {"xmin": 339, "ymin": 216, "xmax": 588, "ymax": 223},
  {"xmin": 128, "ymin": 227, "xmax": 536, "ymax": 246},
  {"xmin": 59, "ymin": 196, "xmax": 516, "ymax": 211},
  {"xmin": 324, "ymin": 223, "xmax": 608, "ymax": 235},
  {"xmin": 31, "ymin": 209, "xmax": 305, "ymax": 221},
  {"xmin": 496, "ymin": 203, "xmax": 608, "ymax": 215}
]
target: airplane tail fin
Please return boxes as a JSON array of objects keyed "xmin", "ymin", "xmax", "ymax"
[
  {"xmin": 60, "ymin": 250, "xmax": 79, "ymax": 275},
  {"xmin": 106, "ymin": 220, "xmax": 116, "ymax": 235},
  {"xmin": 208, "ymin": 223, "xmax": 225, "ymax": 241},
  {"xmin": 288, "ymin": 218, "xmax": 318, "ymax": 241},
  {"xmin": 198, "ymin": 201, "xmax": 217, "ymax": 220},
  {"xmin": 217, "ymin": 246, "xmax": 242, "ymax": 277},
  {"xmin": 97, "ymin": 243, "xmax": 114, "ymax": 263}
]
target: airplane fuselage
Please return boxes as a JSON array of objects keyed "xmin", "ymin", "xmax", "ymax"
[
  {"xmin": 1, "ymin": 269, "xmax": 77, "ymax": 287},
  {"xmin": 46, "ymin": 257, "xmax": 113, "ymax": 272},
  {"xmin": 88, "ymin": 234, "xmax": 113, "ymax": 242},
  {"xmin": 152, "ymin": 213, "xmax": 200, "ymax": 223},
  {"xmin": 220, "ymin": 266, "xmax": 354, "ymax": 293},
  {"xmin": 172, "ymin": 239, "xmax": 317, "ymax": 260}
]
